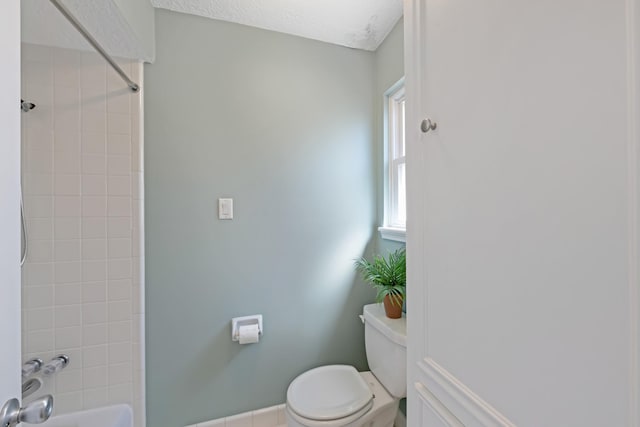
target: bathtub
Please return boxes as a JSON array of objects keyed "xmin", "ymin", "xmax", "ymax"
[{"xmin": 41, "ymin": 404, "xmax": 132, "ymax": 427}]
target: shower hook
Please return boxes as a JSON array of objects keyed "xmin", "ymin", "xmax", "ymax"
[{"xmin": 20, "ymin": 99, "xmax": 36, "ymax": 112}]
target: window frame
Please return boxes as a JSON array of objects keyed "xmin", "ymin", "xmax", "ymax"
[{"xmin": 379, "ymin": 78, "xmax": 407, "ymax": 242}]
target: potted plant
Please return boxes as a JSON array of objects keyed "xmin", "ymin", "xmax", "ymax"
[{"xmin": 354, "ymin": 248, "xmax": 406, "ymax": 319}]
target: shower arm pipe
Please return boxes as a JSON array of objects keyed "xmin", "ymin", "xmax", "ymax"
[{"xmin": 48, "ymin": 0, "xmax": 140, "ymax": 93}]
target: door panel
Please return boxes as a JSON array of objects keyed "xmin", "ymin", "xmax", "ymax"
[
  {"xmin": 415, "ymin": 381, "xmax": 464, "ymax": 427},
  {"xmin": 0, "ymin": 0, "xmax": 23, "ymax": 409},
  {"xmin": 406, "ymin": 0, "xmax": 637, "ymax": 425}
]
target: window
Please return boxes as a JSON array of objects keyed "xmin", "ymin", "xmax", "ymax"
[{"xmin": 380, "ymin": 79, "xmax": 406, "ymax": 242}]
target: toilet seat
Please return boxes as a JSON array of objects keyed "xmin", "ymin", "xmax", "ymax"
[{"xmin": 286, "ymin": 365, "xmax": 374, "ymax": 421}]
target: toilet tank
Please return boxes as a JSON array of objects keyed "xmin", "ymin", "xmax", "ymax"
[{"xmin": 363, "ymin": 303, "xmax": 407, "ymax": 398}]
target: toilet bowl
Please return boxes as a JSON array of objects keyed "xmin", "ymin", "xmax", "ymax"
[{"xmin": 285, "ymin": 304, "xmax": 406, "ymax": 427}]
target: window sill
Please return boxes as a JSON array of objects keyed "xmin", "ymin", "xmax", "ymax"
[{"xmin": 378, "ymin": 226, "xmax": 406, "ymax": 243}]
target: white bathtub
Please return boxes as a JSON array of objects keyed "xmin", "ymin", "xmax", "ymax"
[{"xmin": 41, "ymin": 404, "xmax": 132, "ymax": 427}]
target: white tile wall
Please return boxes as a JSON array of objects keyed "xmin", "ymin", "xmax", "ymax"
[{"xmin": 21, "ymin": 43, "xmax": 145, "ymax": 427}]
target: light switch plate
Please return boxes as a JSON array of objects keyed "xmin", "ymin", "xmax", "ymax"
[{"xmin": 218, "ymin": 198, "xmax": 233, "ymax": 220}]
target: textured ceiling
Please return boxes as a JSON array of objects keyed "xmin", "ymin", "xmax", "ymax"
[
  {"xmin": 150, "ymin": 0, "xmax": 403, "ymax": 51},
  {"xmin": 21, "ymin": 0, "xmax": 152, "ymax": 61},
  {"xmin": 21, "ymin": 0, "xmax": 402, "ymax": 59}
]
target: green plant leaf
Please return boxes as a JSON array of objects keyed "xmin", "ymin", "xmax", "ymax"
[{"xmin": 354, "ymin": 248, "xmax": 406, "ymax": 304}]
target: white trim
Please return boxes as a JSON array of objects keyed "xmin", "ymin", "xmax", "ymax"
[
  {"xmin": 378, "ymin": 226, "xmax": 406, "ymax": 242},
  {"xmin": 0, "ymin": 0, "xmax": 21, "ymax": 404},
  {"xmin": 383, "ymin": 77, "xmax": 407, "ymax": 231},
  {"xmin": 404, "ymin": 1, "xmax": 428, "ymax": 427},
  {"xmin": 627, "ymin": 0, "xmax": 640, "ymax": 424},
  {"xmin": 134, "ymin": 61, "xmax": 148, "ymax": 427},
  {"xmin": 418, "ymin": 359, "xmax": 516, "ymax": 427},
  {"xmin": 414, "ymin": 383, "xmax": 464, "ymax": 427}
]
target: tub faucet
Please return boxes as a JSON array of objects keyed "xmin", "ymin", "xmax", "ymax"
[{"xmin": 22, "ymin": 377, "xmax": 42, "ymax": 399}]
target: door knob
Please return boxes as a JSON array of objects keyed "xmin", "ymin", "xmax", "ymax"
[
  {"xmin": 421, "ymin": 118, "xmax": 437, "ymax": 133},
  {"xmin": 0, "ymin": 395, "xmax": 53, "ymax": 426}
]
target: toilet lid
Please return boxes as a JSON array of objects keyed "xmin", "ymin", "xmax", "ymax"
[{"xmin": 286, "ymin": 365, "xmax": 374, "ymax": 421}]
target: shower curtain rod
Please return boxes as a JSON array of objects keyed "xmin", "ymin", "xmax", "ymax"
[{"xmin": 49, "ymin": 0, "xmax": 140, "ymax": 92}]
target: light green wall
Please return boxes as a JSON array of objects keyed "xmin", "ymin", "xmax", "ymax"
[
  {"xmin": 372, "ymin": 18, "xmax": 406, "ymax": 416},
  {"xmin": 145, "ymin": 10, "xmax": 380, "ymax": 427},
  {"xmin": 374, "ymin": 19, "xmax": 405, "ymax": 255}
]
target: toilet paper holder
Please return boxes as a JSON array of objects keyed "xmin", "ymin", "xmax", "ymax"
[{"xmin": 231, "ymin": 314, "xmax": 263, "ymax": 342}]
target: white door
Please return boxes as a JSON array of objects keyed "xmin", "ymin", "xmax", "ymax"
[
  {"xmin": 0, "ymin": 0, "xmax": 23, "ymax": 415},
  {"xmin": 405, "ymin": 0, "xmax": 640, "ymax": 426}
]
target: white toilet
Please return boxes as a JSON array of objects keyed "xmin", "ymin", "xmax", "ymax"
[{"xmin": 285, "ymin": 303, "xmax": 407, "ymax": 427}]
